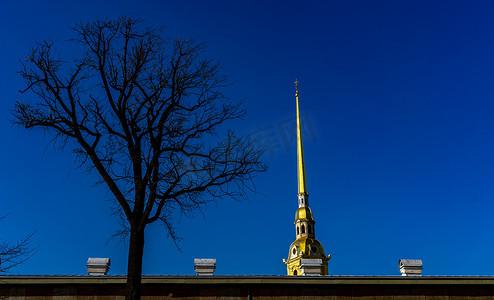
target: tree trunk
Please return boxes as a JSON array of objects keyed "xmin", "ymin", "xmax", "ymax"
[{"xmin": 126, "ymin": 226, "xmax": 145, "ymax": 300}]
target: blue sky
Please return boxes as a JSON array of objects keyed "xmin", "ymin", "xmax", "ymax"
[{"xmin": 2, "ymin": 0, "xmax": 494, "ymax": 276}]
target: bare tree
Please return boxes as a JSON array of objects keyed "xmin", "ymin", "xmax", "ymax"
[
  {"xmin": 0, "ymin": 216, "xmax": 36, "ymax": 273},
  {"xmin": 12, "ymin": 17, "xmax": 266, "ymax": 300}
]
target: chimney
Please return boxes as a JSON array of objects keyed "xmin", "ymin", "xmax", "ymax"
[
  {"xmin": 300, "ymin": 258, "xmax": 323, "ymax": 276},
  {"xmin": 194, "ymin": 258, "xmax": 216, "ymax": 276},
  {"xmin": 86, "ymin": 258, "xmax": 110, "ymax": 276},
  {"xmin": 399, "ymin": 259, "xmax": 422, "ymax": 276}
]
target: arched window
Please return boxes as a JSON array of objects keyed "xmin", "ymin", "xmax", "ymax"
[
  {"xmin": 293, "ymin": 270, "xmax": 298, "ymax": 275},
  {"xmin": 297, "ymin": 226, "xmax": 300, "ymax": 235},
  {"xmin": 301, "ymin": 224, "xmax": 305, "ymax": 234},
  {"xmin": 308, "ymin": 225, "xmax": 312, "ymax": 234}
]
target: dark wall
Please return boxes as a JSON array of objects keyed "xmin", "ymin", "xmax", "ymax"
[{"xmin": 2, "ymin": 282, "xmax": 494, "ymax": 300}]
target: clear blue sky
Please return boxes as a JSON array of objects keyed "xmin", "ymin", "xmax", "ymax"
[{"xmin": 2, "ymin": 0, "xmax": 494, "ymax": 276}]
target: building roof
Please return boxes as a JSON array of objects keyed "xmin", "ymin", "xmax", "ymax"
[{"xmin": 2, "ymin": 275, "xmax": 494, "ymax": 285}]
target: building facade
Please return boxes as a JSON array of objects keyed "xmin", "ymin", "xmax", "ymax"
[{"xmin": 2, "ymin": 275, "xmax": 494, "ymax": 299}]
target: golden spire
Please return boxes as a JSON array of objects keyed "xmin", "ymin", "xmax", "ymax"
[
  {"xmin": 295, "ymin": 79, "xmax": 307, "ymax": 195},
  {"xmin": 284, "ymin": 80, "xmax": 330, "ymax": 276}
]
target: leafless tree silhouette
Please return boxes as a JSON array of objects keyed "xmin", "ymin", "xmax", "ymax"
[
  {"xmin": 0, "ymin": 216, "xmax": 35, "ymax": 273},
  {"xmin": 13, "ymin": 17, "xmax": 266, "ymax": 300}
]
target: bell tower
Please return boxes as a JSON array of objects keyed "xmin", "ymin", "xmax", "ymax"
[{"xmin": 283, "ymin": 80, "xmax": 331, "ymax": 276}]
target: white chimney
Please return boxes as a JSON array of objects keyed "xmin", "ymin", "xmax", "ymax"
[
  {"xmin": 194, "ymin": 258, "xmax": 216, "ymax": 276},
  {"xmin": 300, "ymin": 258, "xmax": 323, "ymax": 276},
  {"xmin": 86, "ymin": 258, "xmax": 110, "ymax": 276},
  {"xmin": 399, "ymin": 259, "xmax": 422, "ymax": 276}
]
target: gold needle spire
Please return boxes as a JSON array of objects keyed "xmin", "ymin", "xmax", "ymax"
[{"xmin": 295, "ymin": 79, "xmax": 307, "ymax": 195}]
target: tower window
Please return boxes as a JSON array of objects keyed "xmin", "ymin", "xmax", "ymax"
[
  {"xmin": 297, "ymin": 226, "xmax": 299, "ymax": 235},
  {"xmin": 293, "ymin": 270, "xmax": 298, "ymax": 275},
  {"xmin": 308, "ymin": 225, "xmax": 312, "ymax": 234},
  {"xmin": 301, "ymin": 225, "xmax": 305, "ymax": 234}
]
